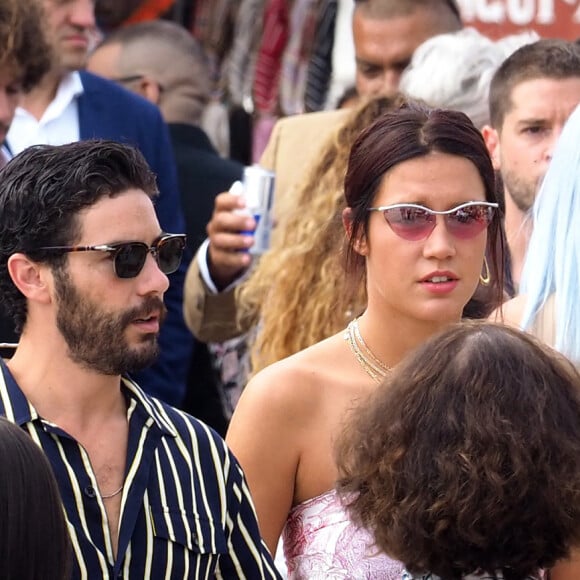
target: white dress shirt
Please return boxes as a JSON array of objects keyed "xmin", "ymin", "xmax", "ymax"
[{"xmin": 7, "ymin": 72, "xmax": 84, "ymax": 155}]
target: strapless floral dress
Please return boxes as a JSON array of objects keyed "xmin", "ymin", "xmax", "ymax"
[{"xmin": 282, "ymin": 489, "xmax": 403, "ymax": 579}]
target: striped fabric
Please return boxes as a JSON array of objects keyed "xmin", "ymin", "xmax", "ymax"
[
  {"xmin": 0, "ymin": 361, "xmax": 280, "ymax": 580},
  {"xmin": 226, "ymin": 0, "xmax": 267, "ymax": 111},
  {"xmin": 253, "ymin": 0, "xmax": 290, "ymax": 114},
  {"xmin": 304, "ymin": 0, "xmax": 338, "ymax": 112},
  {"xmin": 190, "ymin": 0, "xmax": 240, "ymax": 87},
  {"xmin": 278, "ymin": 0, "xmax": 319, "ymax": 116}
]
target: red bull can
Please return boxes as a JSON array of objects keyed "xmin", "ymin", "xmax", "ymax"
[{"xmin": 241, "ymin": 165, "xmax": 276, "ymax": 255}]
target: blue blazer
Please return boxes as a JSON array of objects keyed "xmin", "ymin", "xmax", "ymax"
[{"xmin": 78, "ymin": 71, "xmax": 193, "ymax": 406}]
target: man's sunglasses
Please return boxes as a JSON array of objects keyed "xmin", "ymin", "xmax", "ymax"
[
  {"xmin": 368, "ymin": 201, "xmax": 498, "ymax": 241},
  {"xmin": 36, "ymin": 233, "xmax": 187, "ymax": 279}
]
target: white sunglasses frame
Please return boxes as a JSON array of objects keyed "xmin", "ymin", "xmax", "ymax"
[{"xmin": 368, "ymin": 201, "xmax": 499, "ymax": 215}]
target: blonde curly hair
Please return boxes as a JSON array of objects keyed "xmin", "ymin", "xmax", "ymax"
[{"xmin": 237, "ymin": 95, "xmax": 405, "ymax": 373}]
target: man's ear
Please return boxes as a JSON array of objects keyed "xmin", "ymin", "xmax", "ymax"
[
  {"xmin": 481, "ymin": 125, "xmax": 501, "ymax": 171},
  {"xmin": 7, "ymin": 254, "xmax": 52, "ymax": 305},
  {"xmin": 342, "ymin": 207, "xmax": 369, "ymax": 256},
  {"xmin": 137, "ymin": 75, "xmax": 162, "ymax": 106}
]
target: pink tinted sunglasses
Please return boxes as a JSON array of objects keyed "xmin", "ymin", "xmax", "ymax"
[{"xmin": 368, "ymin": 201, "xmax": 498, "ymax": 241}]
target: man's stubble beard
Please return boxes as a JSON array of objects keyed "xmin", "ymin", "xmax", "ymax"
[
  {"xmin": 501, "ymin": 168, "xmax": 540, "ymax": 213},
  {"xmin": 53, "ymin": 267, "xmax": 166, "ymax": 376}
]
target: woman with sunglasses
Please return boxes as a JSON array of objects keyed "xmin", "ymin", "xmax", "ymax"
[{"xmin": 226, "ymin": 102, "xmax": 505, "ymax": 578}]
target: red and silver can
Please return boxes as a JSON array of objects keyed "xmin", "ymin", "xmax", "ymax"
[{"xmin": 241, "ymin": 165, "xmax": 276, "ymax": 255}]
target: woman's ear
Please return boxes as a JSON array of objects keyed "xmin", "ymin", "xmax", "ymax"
[
  {"xmin": 342, "ymin": 207, "xmax": 369, "ymax": 256},
  {"xmin": 7, "ymin": 254, "xmax": 52, "ymax": 305}
]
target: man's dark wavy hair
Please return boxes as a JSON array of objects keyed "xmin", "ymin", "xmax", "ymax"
[{"xmin": 337, "ymin": 321, "xmax": 580, "ymax": 580}]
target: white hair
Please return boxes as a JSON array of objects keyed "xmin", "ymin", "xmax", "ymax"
[{"xmin": 400, "ymin": 27, "xmax": 539, "ymax": 128}]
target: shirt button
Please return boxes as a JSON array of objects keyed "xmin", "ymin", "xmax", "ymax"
[{"xmin": 84, "ymin": 485, "xmax": 96, "ymax": 498}]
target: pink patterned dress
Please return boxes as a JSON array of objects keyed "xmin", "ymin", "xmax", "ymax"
[{"xmin": 282, "ymin": 489, "xmax": 403, "ymax": 579}]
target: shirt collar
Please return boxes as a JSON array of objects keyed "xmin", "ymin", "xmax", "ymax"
[
  {"xmin": 121, "ymin": 375, "xmax": 178, "ymax": 437},
  {"xmin": 0, "ymin": 359, "xmax": 39, "ymax": 425},
  {"xmin": 14, "ymin": 71, "xmax": 84, "ymax": 125},
  {"xmin": 0, "ymin": 358, "xmax": 177, "ymax": 438}
]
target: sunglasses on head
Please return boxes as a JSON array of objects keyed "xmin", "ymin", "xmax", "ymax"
[
  {"xmin": 36, "ymin": 233, "xmax": 187, "ymax": 279},
  {"xmin": 368, "ymin": 201, "xmax": 498, "ymax": 241}
]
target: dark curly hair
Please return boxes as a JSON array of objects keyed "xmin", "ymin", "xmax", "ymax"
[
  {"xmin": 336, "ymin": 321, "xmax": 580, "ymax": 580},
  {"xmin": 0, "ymin": 0, "xmax": 51, "ymax": 90},
  {"xmin": 0, "ymin": 140, "xmax": 158, "ymax": 332}
]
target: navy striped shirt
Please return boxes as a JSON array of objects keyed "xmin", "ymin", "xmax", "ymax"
[{"xmin": 0, "ymin": 361, "xmax": 280, "ymax": 579}]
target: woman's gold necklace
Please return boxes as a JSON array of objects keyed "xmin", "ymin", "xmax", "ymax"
[{"xmin": 344, "ymin": 317, "xmax": 391, "ymax": 383}]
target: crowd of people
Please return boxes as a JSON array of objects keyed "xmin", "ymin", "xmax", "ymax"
[{"xmin": 1, "ymin": 0, "xmax": 580, "ymax": 578}]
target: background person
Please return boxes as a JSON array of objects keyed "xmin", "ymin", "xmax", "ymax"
[
  {"xmin": 498, "ymin": 105, "xmax": 580, "ymax": 363},
  {"xmin": 87, "ymin": 19, "xmax": 243, "ymax": 254},
  {"xmin": 399, "ymin": 27, "xmax": 538, "ymax": 131},
  {"xmin": 210, "ymin": 95, "xmax": 403, "ymax": 421},
  {"xmin": 337, "ymin": 321, "xmax": 580, "ymax": 580},
  {"xmin": 481, "ymin": 39, "xmax": 580, "ymax": 288},
  {"xmin": 0, "ymin": 0, "xmax": 54, "ymax": 362},
  {"xmin": 0, "ymin": 0, "xmax": 50, "ymax": 156},
  {"xmin": 5, "ymin": 0, "xmax": 192, "ymax": 407},
  {"xmin": 87, "ymin": 18, "xmax": 244, "ymax": 434},
  {"xmin": 236, "ymin": 96, "xmax": 401, "ymax": 376}
]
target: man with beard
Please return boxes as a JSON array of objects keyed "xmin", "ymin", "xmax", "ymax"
[
  {"xmin": 4, "ymin": 0, "xmax": 192, "ymax": 408},
  {"xmin": 482, "ymin": 39, "xmax": 580, "ymax": 289},
  {"xmin": 0, "ymin": 140, "xmax": 280, "ymax": 579}
]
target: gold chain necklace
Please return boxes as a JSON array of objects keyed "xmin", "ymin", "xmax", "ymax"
[{"xmin": 344, "ymin": 318, "xmax": 391, "ymax": 383}]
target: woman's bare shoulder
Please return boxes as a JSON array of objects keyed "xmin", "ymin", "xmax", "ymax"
[{"xmin": 236, "ymin": 333, "xmax": 346, "ymax": 420}]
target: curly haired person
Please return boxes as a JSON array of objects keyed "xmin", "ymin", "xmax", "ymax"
[{"xmin": 337, "ymin": 321, "xmax": 580, "ymax": 580}]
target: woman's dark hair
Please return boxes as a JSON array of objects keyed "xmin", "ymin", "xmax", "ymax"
[
  {"xmin": 343, "ymin": 101, "xmax": 505, "ymax": 316},
  {"xmin": 0, "ymin": 418, "xmax": 70, "ymax": 579},
  {"xmin": 336, "ymin": 321, "xmax": 580, "ymax": 580}
]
